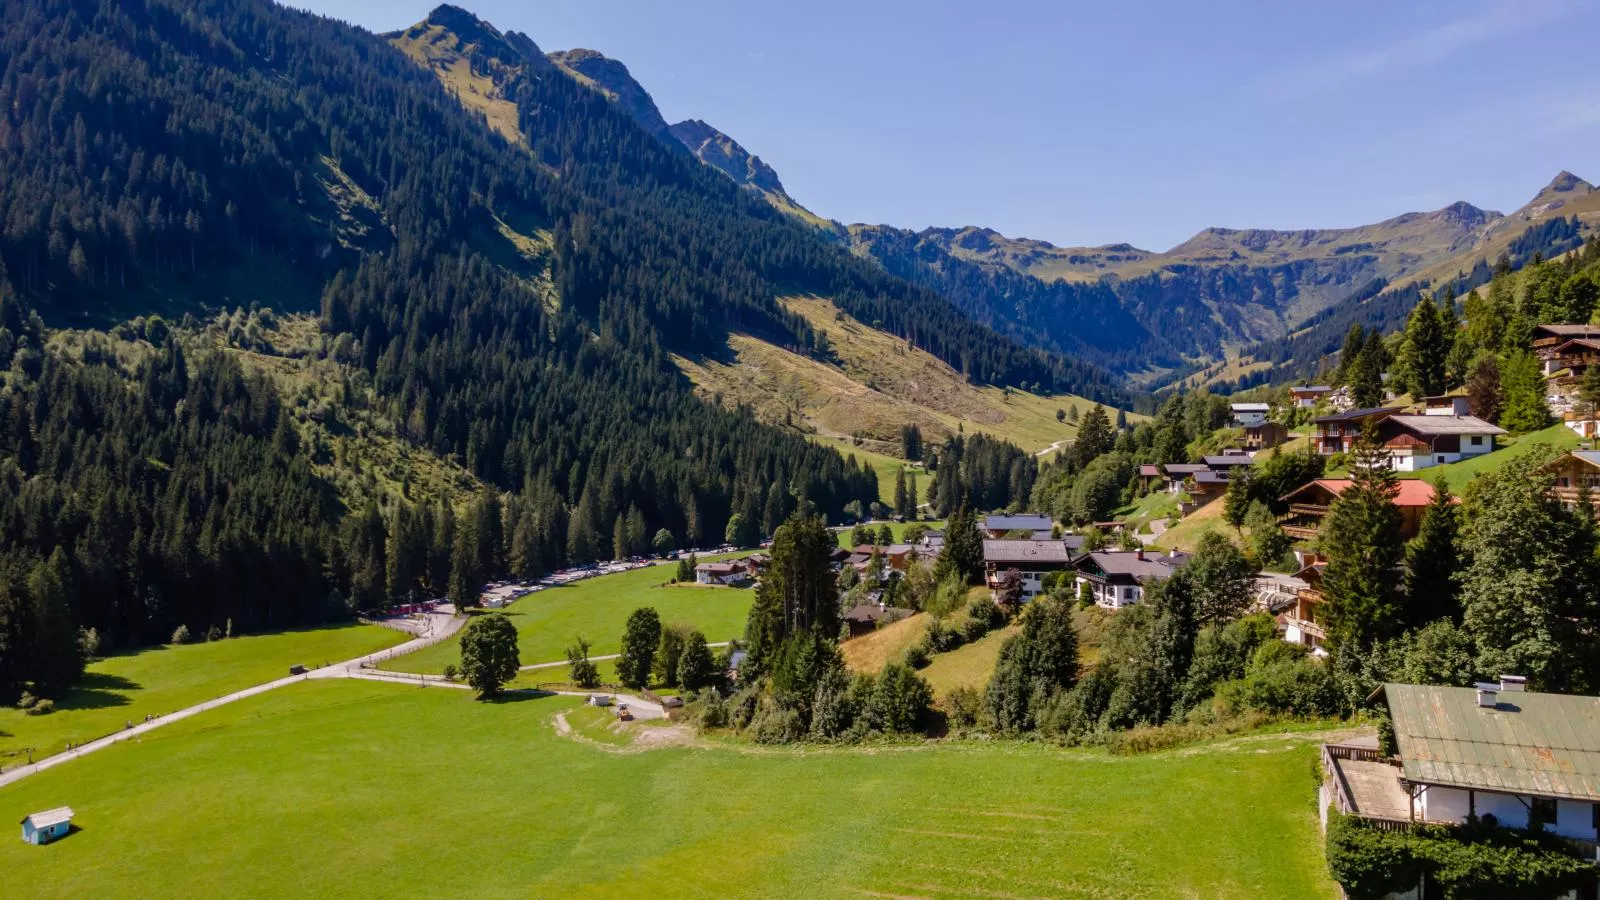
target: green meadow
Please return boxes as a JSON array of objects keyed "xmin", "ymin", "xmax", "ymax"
[
  {"xmin": 0, "ymin": 623, "xmax": 405, "ymax": 768},
  {"xmin": 385, "ymin": 562, "xmax": 757, "ymax": 673},
  {"xmin": 0, "ymin": 679, "xmax": 1340, "ymax": 898}
]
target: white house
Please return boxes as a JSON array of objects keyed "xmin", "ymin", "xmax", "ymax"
[
  {"xmin": 1290, "ymin": 385, "xmax": 1332, "ymax": 408},
  {"xmin": 694, "ymin": 561, "xmax": 748, "ymax": 586},
  {"xmin": 981, "ymin": 539, "xmax": 1075, "ymax": 600},
  {"xmin": 20, "ymin": 807, "xmax": 73, "ymax": 845},
  {"xmin": 1230, "ymin": 402, "xmax": 1269, "ymax": 427},
  {"xmin": 1073, "ymin": 549, "xmax": 1190, "ymax": 609},
  {"xmin": 1377, "ymin": 415, "xmax": 1505, "ymax": 471},
  {"xmin": 1322, "ymin": 680, "xmax": 1600, "ymax": 852}
]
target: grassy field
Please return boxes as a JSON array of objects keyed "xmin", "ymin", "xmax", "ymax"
[
  {"xmin": 833, "ymin": 518, "xmax": 946, "ymax": 549},
  {"xmin": 0, "ymin": 623, "xmax": 404, "ymax": 767},
  {"xmin": 920, "ymin": 624, "xmax": 1019, "ymax": 699},
  {"xmin": 808, "ymin": 434, "xmax": 927, "ymax": 506},
  {"xmin": 1152, "ymin": 496, "xmax": 1236, "ymax": 553},
  {"xmin": 385, "ymin": 563, "xmax": 756, "ymax": 674},
  {"xmin": 0, "ymin": 679, "xmax": 1340, "ymax": 898},
  {"xmin": 840, "ymin": 614, "xmax": 929, "ymax": 673}
]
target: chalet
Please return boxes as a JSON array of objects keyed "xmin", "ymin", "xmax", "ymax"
[
  {"xmin": 1532, "ymin": 323, "xmax": 1600, "ymax": 375},
  {"xmin": 1161, "ymin": 463, "xmax": 1209, "ymax": 493},
  {"xmin": 1321, "ymin": 681, "xmax": 1600, "ymax": 860},
  {"xmin": 1230, "ymin": 402, "xmax": 1269, "ymax": 427},
  {"xmin": 1073, "ymin": 548, "xmax": 1190, "ymax": 609},
  {"xmin": 694, "ymin": 561, "xmax": 749, "ymax": 586},
  {"xmin": 1279, "ymin": 561, "xmax": 1328, "ymax": 653},
  {"xmin": 1418, "ymin": 394, "xmax": 1471, "ymax": 417},
  {"xmin": 1189, "ymin": 469, "xmax": 1229, "ymax": 502},
  {"xmin": 1374, "ymin": 414, "xmax": 1504, "ymax": 471},
  {"xmin": 1312, "ymin": 407, "xmax": 1401, "ymax": 455},
  {"xmin": 842, "ymin": 601, "xmax": 907, "ymax": 637},
  {"xmin": 20, "ymin": 807, "xmax": 73, "ymax": 845},
  {"xmin": 982, "ymin": 514, "xmax": 1053, "ymax": 539},
  {"xmin": 1242, "ymin": 420, "xmax": 1289, "ymax": 451},
  {"xmin": 1543, "ymin": 450, "xmax": 1600, "ymax": 509},
  {"xmin": 1201, "ymin": 450, "xmax": 1254, "ymax": 471},
  {"xmin": 1547, "ymin": 337, "xmax": 1600, "ymax": 389},
  {"xmin": 1276, "ymin": 478, "xmax": 1439, "ymax": 542},
  {"xmin": 1290, "ymin": 385, "xmax": 1333, "ymax": 408},
  {"xmin": 914, "ymin": 529, "xmax": 945, "ymax": 554},
  {"xmin": 982, "ymin": 539, "xmax": 1077, "ymax": 600},
  {"xmin": 881, "ymin": 544, "xmax": 916, "ymax": 572}
]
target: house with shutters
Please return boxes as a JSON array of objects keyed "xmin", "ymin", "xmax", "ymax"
[
  {"xmin": 1276, "ymin": 478, "xmax": 1439, "ymax": 542},
  {"xmin": 1072, "ymin": 548, "xmax": 1190, "ymax": 609}
]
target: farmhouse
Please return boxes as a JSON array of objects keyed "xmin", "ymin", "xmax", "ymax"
[
  {"xmin": 1373, "ymin": 414, "xmax": 1504, "ymax": 471},
  {"xmin": 1322, "ymin": 681, "xmax": 1600, "ymax": 856},
  {"xmin": 1138, "ymin": 463, "xmax": 1164, "ymax": 493},
  {"xmin": 982, "ymin": 514, "xmax": 1054, "ymax": 538},
  {"xmin": 1230, "ymin": 402, "xmax": 1269, "ymax": 427},
  {"xmin": 694, "ymin": 561, "xmax": 749, "ymax": 586},
  {"xmin": 1290, "ymin": 385, "xmax": 1332, "ymax": 408},
  {"xmin": 1073, "ymin": 548, "xmax": 1190, "ymax": 609},
  {"xmin": 1312, "ymin": 406, "xmax": 1401, "ymax": 455},
  {"xmin": 982, "ymin": 539, "xmax": 1077, "ymax": 600},
  {"xmin": 1418, "ymin": 394, "xmax": 1471, "ymax": 416},
  {"xmin": 20, "ymin": 807, "xmax": 73, "ymax": 845},
  {"xmin": 1276, "ymin": 478, "xmax": 1438, "ymax": 542},
  {"xmin": 1161, "ymin": 462, "xmax": 1209, "ymax": 493}
]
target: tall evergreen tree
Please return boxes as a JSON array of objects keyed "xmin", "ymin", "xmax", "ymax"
[
  {"xmin": 1319, "ymin": 425, "xmax": 1403, "ymax": 649},
  {"xmin": 1072, "ymin": 404, "xmax": 1114, "ymax": 468},
  {"xmin": 1396, "ymin": 295, "xmax": 1448, "ymax": 398},
  {"xmin": 1403, "ymin": 476, "xmax": 1461, "ymax": 626},
  {"xmin": 935, "ymin": 505, "xmax": 985, "ymax": 585},
  {"xmin": 1347, "ymin": 337, "xmax": 1385, "ymax": 409},
  {"xmin": 1497, "ymin": 350, "xmax": 1550, "ymax": 434}
]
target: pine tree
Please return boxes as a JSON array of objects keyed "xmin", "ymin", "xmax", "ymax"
[
  {"xmin": 1319, "ymin": 425, "xmax": 1403, "ymax": 649},
  {"xmin": 1466, "ymin": 354, "xmax": 1503, "ymax": 423},
  {"xmin": 1222, "ymin": 470, "xmax": 1253, "ymax": 533},
  {"xmin": 1072, "ymin": 405, "xmax": 1114, "ymax": 468},
  {"xmin": 1396, "ymin": 295, "xmax": 1448, "ymax": 398},
  {"xmin": 893, "ymin": 470, "xmax": 909, "ymax": 518},
  {"xmin": 1498, "ymin": 350, "xmax": 1550, "ymax": 434},
  {"xmin": 1347, "ymin": 337, "xmax": 1385, "ymax": 409},
  {"xmin": 1404, "ymin": 476, "xmax": 1460, "ymax": 626},
  {"xmin": 1335, "ymin": 322, "xmax": 1366, "ymax": 386},
  {"xmin": 935, "ymin": 505, "xmax": 985, "ymax": 585}
]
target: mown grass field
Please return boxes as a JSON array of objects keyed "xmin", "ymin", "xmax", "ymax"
[
  {"xmin": 833, "ymin": 518, "xmax": 946, "ymax": 549},
  {"xmin": 0, "ymin": 623, "xmax": 405, "ymax": 768},
  {"xmin": 385, "ymin": 563, "xmax": 756, "ymax": 674},
  {"xmin": 920, "ymin": 624, "xmax": 1020, "ymax": 699},
  {"xmin": 808, "ymin": 435, "xmax": 929, "ymax": 506},
  {"xmin": 0, "ymin": 679, "xmax": 1339, "ymax": 898}
]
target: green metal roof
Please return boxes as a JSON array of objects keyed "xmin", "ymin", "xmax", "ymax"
[{"xmin": 1384, "ymin": 683, "xmax": 1600, "ymax": 802}]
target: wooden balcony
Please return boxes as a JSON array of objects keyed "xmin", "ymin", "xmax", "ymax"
[{"xmin": 1287, "ymin": 503, "xmax": 1330, "ymax": 517}]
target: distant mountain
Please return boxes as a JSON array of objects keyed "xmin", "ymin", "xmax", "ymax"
[{"xmin": 547, "ymin": 48, "xmax": 675, "ymax": 143}]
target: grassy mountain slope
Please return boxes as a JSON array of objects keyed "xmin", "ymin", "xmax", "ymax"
[{"xmin": 674, "ymin": 294, "xmax": 1121, "ymax": 456}]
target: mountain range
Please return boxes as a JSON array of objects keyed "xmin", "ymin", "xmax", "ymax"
[{"xmin": 478, "ymin": 26, "xmax": 1595, "ymax": 386}]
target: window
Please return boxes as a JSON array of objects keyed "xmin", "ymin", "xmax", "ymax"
[{"xmin": 1531, "ymin": 796, "xmax": 1558, "ymax": 828}]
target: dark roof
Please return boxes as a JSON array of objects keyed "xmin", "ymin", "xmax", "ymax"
[
  {"xmin": 1077, "ymin": 549, "xmax": 1191, "ymax": 583},
  {"xmin": 1552, "ymin": 337, "xmax": 1600, "ymax": 354},
  {"xmin": 1193, "ymin": 470, "xmax": 1228, "ymax": 484},
  {"xmin": 1163, "ymin": 463, "xmax": 1209, "ymax": 475},
  {"xmin": 1202, "ymin": 454, "xmax": 1254, "ymax": 467},
  {"xmin": 843, "ymin": 603, "xmax": 893, "ymax": 624},
  {"xmin": 1314, "ymin": 406, "xmax": 1401, "ymax": 424},
  {"xmin": 983, "ymin": 514, "xmax": 1053, "ymax": 532},
  {"xmin": 1570, "ymin": 450, "xmax": 1600, "ymax": 468},
  {"xmin": 1384, "ymin": 683, "xmax": 1600, "ymax": 802},
  {"xmin": 1291, "ymin": 385, "xmax": 1333, "ymax": 393},
  {"xmin": 1533, "ymin": 323, "xmax": 1600, "ymax": 338},
  {"xmin": 982, "ymin": 539, "xmax": 1074, "ymax": 566},
  {"xmin": 1060, "ymin": 534, "xmax": 1085, "ymax": 551}
]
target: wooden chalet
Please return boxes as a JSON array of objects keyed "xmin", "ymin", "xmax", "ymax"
[
  {"xmin": 1242, "ymin": 420, "xmax": 1289, "ymax": 451},
  {"xmin": 1374, "ymin": 414, "xmax": 1504, "ymax": 471},
  {"xmin": 1532, "ymin": 323, "xmax": 1600, "ymax": 375},
  {"xmin": 1546, "ymin": 337, "xmax": 1600, "ymax": 388},
  {"xmin": 1290, "ymin": 385, "xmax": 1333, "ymax": 408},
  {"xmin": 1279, "ymin": 562, "xmax": 1328, "ymax": 653},
  {"xmin": 1311, "ymin": 407, "xmax": 1401, "ymax": 455},
  {"xmin": 1275, "ymin": 478, "xmax": 1439, "ymax": 541},
  {"xmin": 1543, "ymin": 450, "xmax": 1600, "ymax": 509}
]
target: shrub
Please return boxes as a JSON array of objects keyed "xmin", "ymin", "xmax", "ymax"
[
  {"xmin": 16, "ymin": 691, "xmax": 37, "ymax": 710},
  {"xmin": 943, "ymin": 685, "xmax": 985, "ymax": 731},
  {"xmin": 750, "ymin": 701, "xmax": 805, "ymax": 744},
  {"xmin": 728, "ymin": 686, "xmax": 761, "ymax": 730},
  {"xmin": 442, "ymin": 664, "xmax": 460, "ymax": 682},
  {"xmin": 864, "ymin": 662, "xmax": 933, "ymax": 734},
  {"xmin": 171, "ymin": 625, "xmax": 192, "ymax": 644},
  {"xmin": 900, "ymin": 640, "xmax": 930, "ymax": 670},
  {"xmin": 565, "ymin": 638, "xmax": 601, "ymax": 689},
  {"xmin": 25, "ymin": 699, "xmax": 55, "ymax": 716},
  {"xmin": 206, "ymin": 625, "xmax": 223, "ymax": 642}
]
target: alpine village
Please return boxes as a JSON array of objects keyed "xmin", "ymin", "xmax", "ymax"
[{"xmin": 1, "ymin": 1, "xmax": 1599, "ymax": 897}]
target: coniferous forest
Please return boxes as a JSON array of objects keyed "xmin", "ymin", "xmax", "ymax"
[{"xmin": 0, "ymin": 0, "xmax": 1126, "ymax": 699}]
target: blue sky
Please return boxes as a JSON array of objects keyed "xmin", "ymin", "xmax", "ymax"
[{"xmin": 293, "ymin": 0, "xmax": 1600, "ymax": 251}]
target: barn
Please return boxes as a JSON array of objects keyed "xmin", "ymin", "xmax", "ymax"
[{"xmin": 20, "ymin": 807, "xmax": 74, "ymax": 845}]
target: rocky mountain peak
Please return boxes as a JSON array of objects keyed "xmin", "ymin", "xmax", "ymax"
[
  {"xmin": 1542, "ymin": 170, "xmax": 1595, "ymax": 195},
  {"xmin": 667, "ymin": 119, "xmax": 786, "ymax": 195},
  {"xmin": 547, "ymin": 49, "xmax": 672, "ymax": 141}
]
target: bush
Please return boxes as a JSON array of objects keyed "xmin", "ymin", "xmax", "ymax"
[
  {"xmin": 943, "ymin": 685, "xmax": 985, "ymax": 731},
  {"xmin": 442, "ymin": 664, "xmax": 460, "ymax": 682},
  {"xmin": 750, "ymin": 701, "xmax": 805, "ymax": 744},
  {"xmin": 206, "ymin": 625, "xmax": 223, "ymax": 642},
  {"xmin": 728, "ymin": 686, "xmax": 761, "ymax": 730},
  {"xmin": 24, "ymin": 698, "xmax": 55, "ymax": 716},
  {"xmin": 900, "ymin": 640, "xmax": 930, "ymax": 670},
  {"xmin": 692, "ymin": 690, "xmax": 731, "ymax": 729},
  {"xmin": 863, "ymin": 662, "xmax": 932, "ymax": 734},
  {"xmin": 171, "ymin": 625, "xmax": 192, "ymax": 644}
]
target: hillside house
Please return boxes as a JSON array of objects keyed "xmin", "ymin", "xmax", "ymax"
[
  {"xmin": 1138, "ymin": 464, "xmax": 1163, "ymax": 493},
  {"xmin": 1073, "ymin": 548, "xmax": 1191, "ymax": 609},
  {"xmin": 20, "ymin": 807, "xmax": 73, "ymax": 845},
  {"xmin": 982, "ymin": 539, "xmax": 1077, "ymax": 600},
  {"xmin": 1276, "ymin": 478, "xmax": 1439, "ymax": 542},
  {"xmin": 1322, "ymin": 681, "xmax": 1600, "ymax": 859},
  {"xmin": 1290, "ymin": 385, "xmax": 1333, "ymax": 408},
  {"xmin": 1543, "ymin": 451, "xmax": 1600, "ymax": 509},
  {"xmin": 1375, "ymin": 414, "xmax": 1504, "ymax": 471},
  {"xmin": 1547, "ymin": 337, "xmax": 1600, "ymax": 389},
  {"xmin": 1312, "ymin": 407, "xmax": 1402, "ymax": 455},
  {"xmin": 1279, "ymin": 561, "xmax": 1328, "ymax": 653},
  {"xmin": 1189, "ymin": 469, "xmax": 1229, "ymax": 502},
  {"xmin": 694, "ymin": 561, "xmax": 749, "ymax": 586},
  {"xmin": 982, "ymin": 514, "xmax": 1053, "ymax": 539},
  {"xmin": 1202, "ymin": 450, "xmax": 1254, "ymax": 472},
  {"xmin": 1242, "ymin": 420, "xmax": 1289, "ymax": 451},
  {"xmin": 1230, "ymin": 402, "xmax": 1269, "ymax": 427},
  {"xmin": 843, "ymin": 600, "xmax": 906, "ymax": 637},
  {"xmin": 1533, "ymin": 323, "xmax": 1600, "ymax": 375},
  {"xmin": 1161, "ymin": 463, "xmax": 1209, "ymax": 493}
]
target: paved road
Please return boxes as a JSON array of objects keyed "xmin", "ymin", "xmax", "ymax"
[
  {"xmin": 518, "ymin": 641, "xmax": 730, "ymax": 671},
  {"xmin": 1035, "ymin": 438, "xmax": 1073, "ymax": 458},
  {"xmin": 0, "ymin": 613, "xmax": 466, "ymax": 789},
  {"xmin": 317, "ymin": 668, "xmax": 666, "ymax": 720}
]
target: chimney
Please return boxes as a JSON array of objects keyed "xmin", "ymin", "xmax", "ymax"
[
  {"xmin": 1499, "ymin": 674, "xmax": 1527, "ymax": 692},
  {"xmin": 1475, "ymin": 682, "xmax": 1500, "ymax": 709}
]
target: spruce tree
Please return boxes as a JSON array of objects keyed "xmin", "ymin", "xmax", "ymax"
[
  {"xmin": 1319, "ymin": 425, "xmax": 1403, "ymax": 649},
  {"xmin": 1335, "ymin": 323, "xmax": 1366, "ymax": 386},
  {"xmin": 1347, "ymin": 338, "xmax": 1385, "ymax": 409},
  {"xmin": 1397, "ymin": 295, "xmax": 1448, "ymax": 398},
  {"xmin": 1404, "ymin": 476, "xmax": 1460, "ymax": 626},
  {"xmin": 1497, "ymin": 350, "xmax": 1550, "ymax": 434},
  {"xmin": 616, "ymin": 606, "xmax": 662, "ymax": 689},
  {"xmin": 1466, "ymin": 354, "xmax": 1503, "ymax": 423},
  {"xmin": 935, "ymin": 505, "xmax": 985, "ymax": 585}
]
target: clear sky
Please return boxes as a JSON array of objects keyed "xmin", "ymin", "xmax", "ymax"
[{"xmin": 291, "ymin": 0, "xmax": 1600, "ymax": 251}]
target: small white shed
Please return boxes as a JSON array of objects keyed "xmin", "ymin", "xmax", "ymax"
[{"xmin": 20, "ymin": 806, "xmax": 74, "ymax": 845}]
